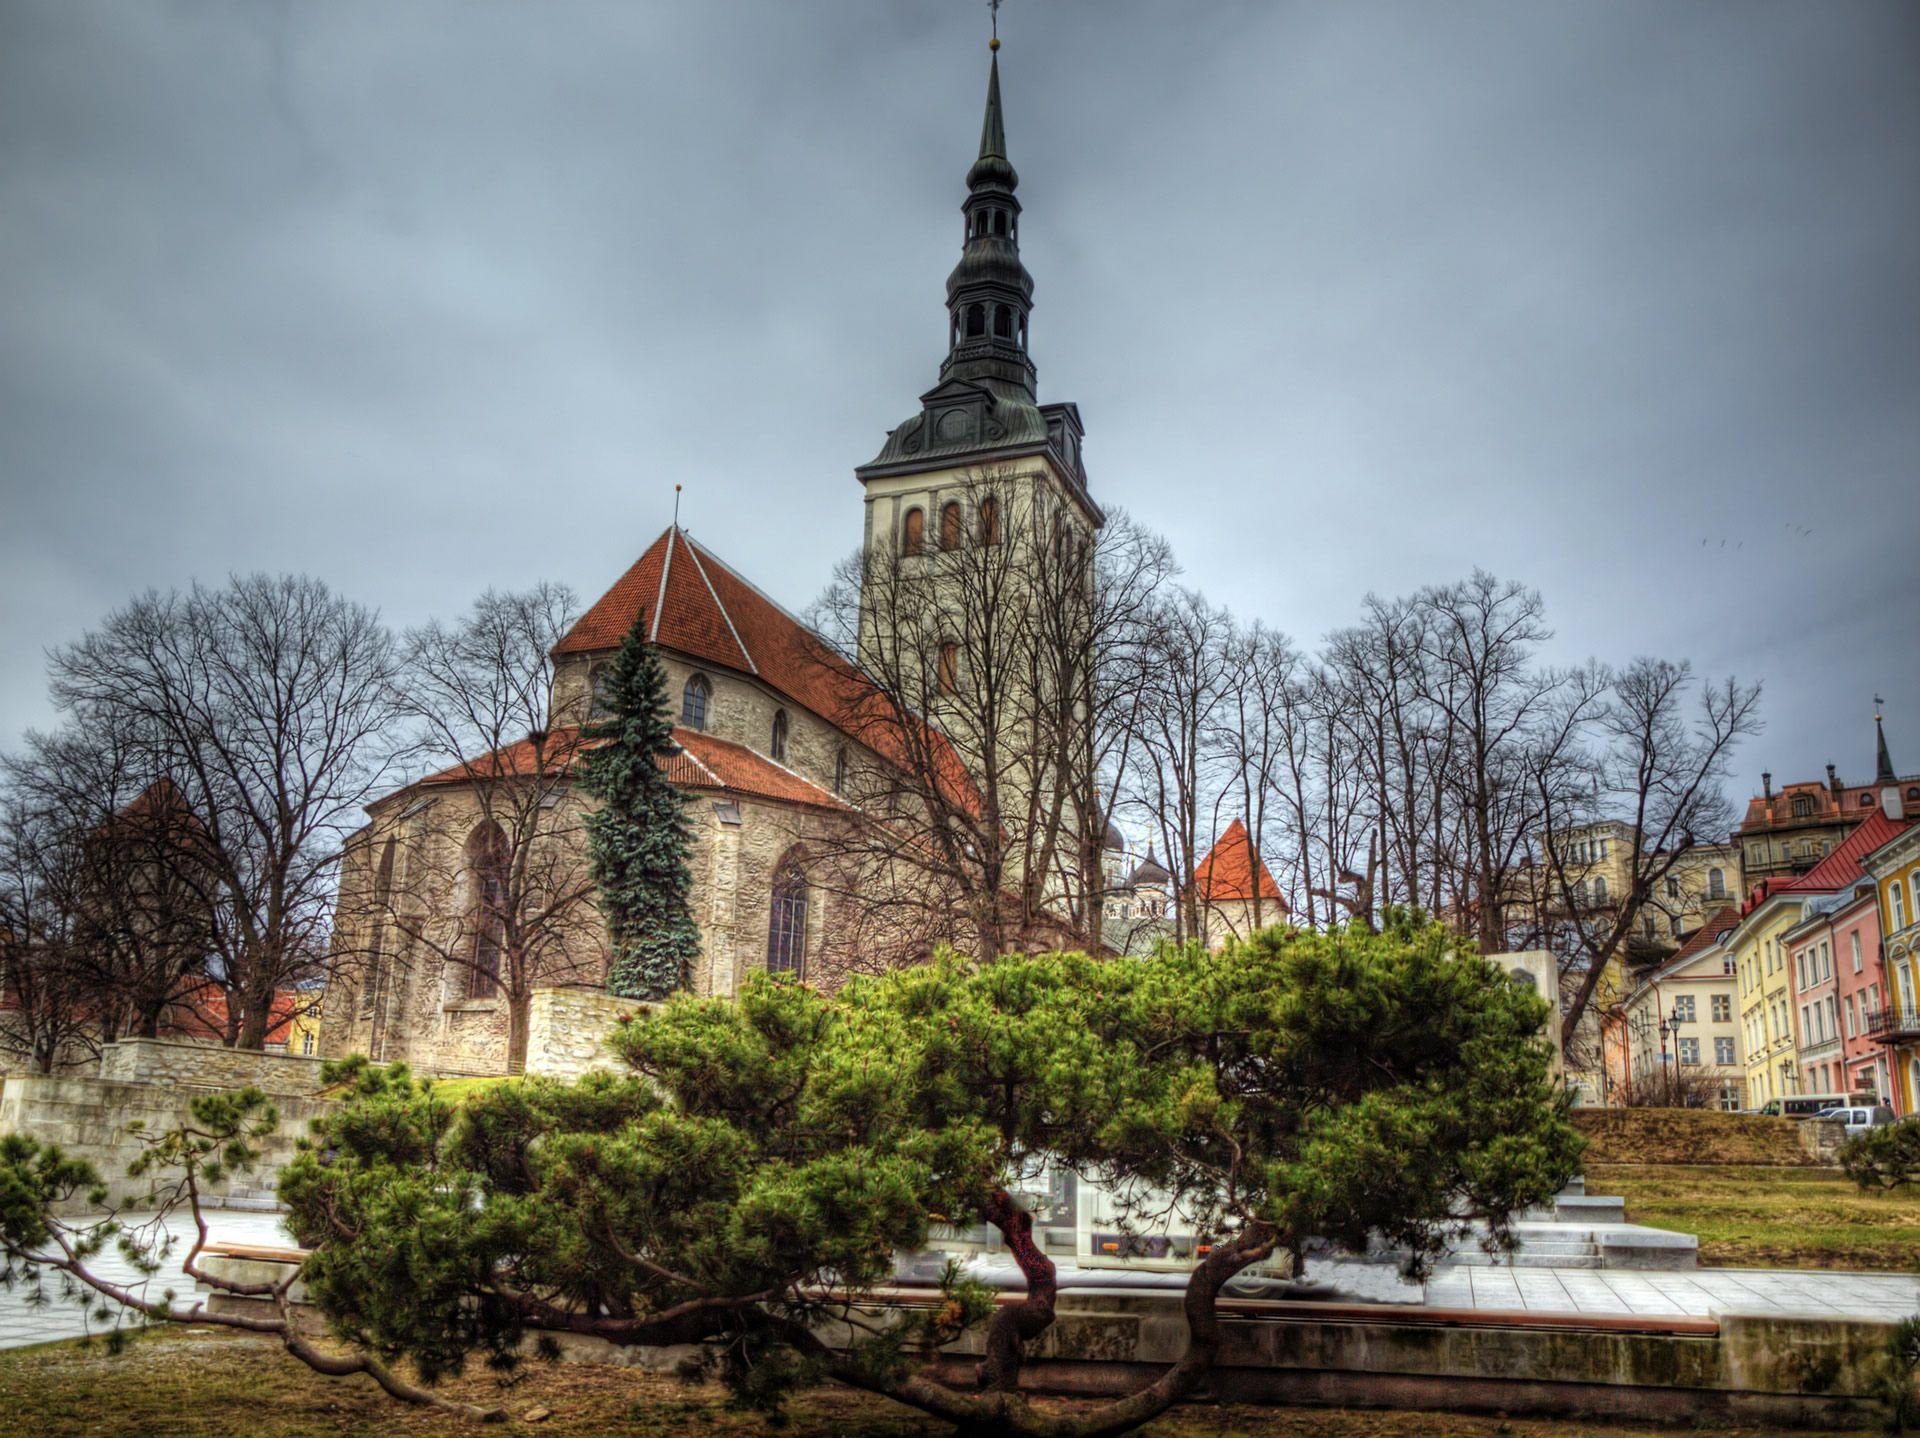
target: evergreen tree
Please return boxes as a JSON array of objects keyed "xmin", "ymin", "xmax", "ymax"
[{"xmin": 579, "ymin": 610, "xmax": 701, "ymax": 998}]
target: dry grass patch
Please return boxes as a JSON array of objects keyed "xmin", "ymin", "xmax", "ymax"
[
  {"xmin": 1572, "ymin": 1109, "xmax": 1816, "ymax": 1166},
  {"xmin": 0, "ymin": 1327, "xmax": 1873, "ymax": 1438},
  {"xmin": 1589, "ymin": 1162, "xmax": 1920, "ymax": 1270}
]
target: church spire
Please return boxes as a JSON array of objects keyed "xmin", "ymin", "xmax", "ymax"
[
  {"xmin": 941, "ymin": 45, "xmax": 1036, "ymax": 397},
  {"xmin": 1876, "ymin": 698, "xmax": 1897, "ymax": 787}
]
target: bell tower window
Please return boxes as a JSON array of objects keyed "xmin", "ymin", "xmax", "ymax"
[
  {"xmin": 901, "ymin": 507, "xmax": 925, "ymax": 556},
  {"xmin": 940, "ymin": 502, "xmax": 963, "ymax": 550},
  {"xmin": 994, "ymin": 305, "xmax": 1013, "ymax": 339}
]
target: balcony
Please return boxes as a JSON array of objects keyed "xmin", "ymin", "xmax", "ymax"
[{"xmin": 1863, "ymin": 1006, "xmax": 1920, "ymax": 1044}]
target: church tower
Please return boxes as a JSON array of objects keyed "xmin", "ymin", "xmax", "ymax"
[{"xmin": 854, "ymin": 42, "xmax": 1103, "ymax": 669}]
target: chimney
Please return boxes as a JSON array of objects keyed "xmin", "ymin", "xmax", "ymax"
[
  {"xmin": 1887, "ymin": 784, "xmax": 1907, "ymax": 823},
  {"xmin": 1826, "ymin": 762, "xmax": 1838, "ymax": 793},
  {"xmin": 1762, "ymin": 771, "xmax": 1772, "ymax": 799}
]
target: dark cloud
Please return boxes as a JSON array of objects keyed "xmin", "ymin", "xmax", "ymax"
[{"xmin": 3, "ymin": 0, "xmax": 1917, "ymax": 797}]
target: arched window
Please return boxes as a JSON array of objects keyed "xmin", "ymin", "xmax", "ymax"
[
  {"xmin": 767, "ymin": 854, "xmax": 808, "ymax": 977},
  {"xmin": 680, "ymin": 673, "xmax": 711, "ymax": 731},
  {"xmin": 1708, "ymin": 867, "xmax": 1726, "ymax": 900},
  {"xmin": 901, "ymin": 507, "xmax": 925, "ymax": 556},
  {"xmin": 466, "ymin": 822, "xmax": 509, "ymax": 1000},
  {"xmin": 770, "ymin": 709, "xmax": 789, "ymax": 764},
  {"xmin": 993, "ymin": 209, "xmax": 1008, "ymax": 236},
  {"xmin": 1593, "ymin": 876, "xmax": 1608, "ymax": 904},
  {"xmin": 360, "ymin": 837, "xmax": 398, "ymax": 1018},
  {"xmin": 993, "ymin": 305, "xmax": 1013, "ymax": 339},
  {"xmin": 833, "ymin": 747, "xmax": 849, "ymax": 796},
  {"xmin": 937, "ymin": 641, "xmax": 959, "ymax": 694},
  {"xmin": 978, "ymin": 495, "xmax": 1000, "ymax": 546},
  {"xmin": 588, "ymin": 666, "xmax": 614, "ymax": 720},
  {"xmin": 1862, "ymin": 793, "xmax": 1876, "ymax": 808},
  {"xmin": 940, "ymin": 501, "xmax": 962, "ymax": 550},
  {"xmin": 965, "ymin": 303, "xmax": 986, "ymax": 338}
]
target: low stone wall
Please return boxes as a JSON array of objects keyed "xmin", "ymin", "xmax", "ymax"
[
  {"xmin": 1573, "ymin": 1108, "xmax": 1846, "ymax": 1166},
  {"xmin": 97, "ymin": 1038, "xmax": 330, "ymax": 1098},
  {"xmin": 0, "ymin": 1073, "xmax": 332, "ymax": 1213},
  {"xmin": 522, "ymin": 988, "xmax": 648, "ymax": 1081}
]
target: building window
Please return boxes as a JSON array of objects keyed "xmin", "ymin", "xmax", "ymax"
[
  {"xmin": 589, "ymin": 666, "xmax": 614, "ymax": 720},
  {"xmin": 1861, "ymin": 793, "xmax": 1875, "ymax": 808},
  {"xmin": 940, "ymin": 501, "xmax": 963, "ymax": 550},
  {"xmin": 965, "ymin": 303, "xmax": 985, "ymax": 338},
  {"xmin": 1712, "ymin": 994, "xmax": 1731, "ymax": 1022},
  {"xmin": 1670, "ymin": 914, "xmax": 1683, "ymax": 936},
  {"xmin": 937, "ymin": 641, "xmax": 960, "ymax": 694},
  {"xmin": 466, "ymin": 821, "xmax": 509, "ymax": 1000},
  {"xmin": 1673, "ymin": 995, "xmax": 1696, "ymax": 1023},
  {"xmin": 901, "ymin": 507, "xmax": 925, "ymax": 556},
  {"xmin": 680, "ymin": 673, "xmax": 712, "ymax": 731},
  {"xmin": 360, "ymin": 837, "xmax": 398, "ymax": 1019},
  {"xmin": 766, "ymin": 854, "xmax": 808, "ymax": 977},
  {"xmin": 833, "ymin": 746, "xmax": 848, "ymax": 796},
  {"xmin": 770, "ymin": 709, "xmax": 789, "ymax": 764},
  {"xmin": 300, "ymin": 1031, "xmax": 316, "ymax": 1057},
  {"xmin": 1792, "ymin": 795, "xmax": 1813, "ymax": 818},
  {"xmin": 978, "ymin": 494, "xmax": 1000, "ymax": 546},
  {"xmin": 993, "ymin": 304, "xmax": 1013, "ymax": 339},
  {"xmin": 1677, "ymin": 1037, "xmax": 1700, "ymax": 1065},
  {"xmin": 1894, "ymin": 881, "xmax": 1909, "ymax": 933},
  {"xmin": 1707, "ymin": 868, "xmax": 1725, "ymax": 900},
  {"xmin": 1593, "ymin": 876, "xmax": 1608, "ymax": 903},
  {"xmin": 1665, "ymin": 877, "xmax": 1680, "ymax": 899}
]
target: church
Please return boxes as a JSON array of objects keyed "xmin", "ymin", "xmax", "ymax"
[{"xmin": 318, "ymin": 47, "xmax": 1267, "ymax": 1079}]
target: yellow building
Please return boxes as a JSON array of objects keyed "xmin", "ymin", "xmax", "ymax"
[
  {"xmin": 1861, "ymin": 817, "xmax": 1920, "ymax": 1111},
  {"xmin": 1730, "ymin": 886, "xmax": 1806, "ymax": 1108}
]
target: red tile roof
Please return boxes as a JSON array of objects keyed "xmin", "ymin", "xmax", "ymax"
[
  {"xmin": 160, "ymin": 982, "xmax": 310, "ymax": 1046},
  {"xmin": 1663, "ymin": 905, "xmax": 1740, "ymax": 969},
  {"xmin": 665, "ymin": 728, "xmax": 850, "ymax": 812},
  {"xmin": 554, "ymin": 527, "xmax": 977, "ymax": 814},
  {"xmin": 411, "ymin": 725, "xmax": 848, "ymax": 814},
  {"xmin": 1780, "ymin": 808, "xmax": 1911, "ymax": 895},
  {"xmin": 1189, "ymin": 819, "xmax": 1288, "ymax": 907}
]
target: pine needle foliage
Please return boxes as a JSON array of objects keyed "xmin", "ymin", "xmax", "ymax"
[{"xmin": 578, "ymin": 610, "xmax": 701, "ymax": 999}]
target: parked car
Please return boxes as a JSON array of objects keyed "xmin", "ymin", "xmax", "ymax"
[{"xmin": 1814, "ymin": 1105, "xmax": 1897, "ymax": 1137}]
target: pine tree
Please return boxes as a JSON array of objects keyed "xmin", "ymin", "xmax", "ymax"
[{"xmin": 579, "ymin": 610, "xmax": 701, "ymax": 999}]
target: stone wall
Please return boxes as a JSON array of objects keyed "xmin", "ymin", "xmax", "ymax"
[
  {"xmin": 97, "ymin": 1038, "xmax": 330, "ymax": 1097},
  {"xmin": 522, "ymin": 987, "xmax": 646, "ymax": 1081},
  {"xmin": 0, "ymin": 1073, "xmax": 333, "ymax": 1214}
]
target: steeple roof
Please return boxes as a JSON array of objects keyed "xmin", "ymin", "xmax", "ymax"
[
  {"xmin": 1877, "ymin": 709, "xmax": 1898, "ymax": 787},
  {"xmin": 967, "ymin": 52, "xmax": 1017, "ymax": 190},
  {"xmin": 1190, "ymin": 820, "xmax": 1289, "ymax": 907}
]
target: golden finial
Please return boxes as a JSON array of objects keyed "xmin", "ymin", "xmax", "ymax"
[
  {"xmin": 989, "ymin": 0, "xmax": 1001, "ymax": 50},
  {"xmin": 990, "ymin": 36, "xmax": 1000, "ymax": 51}
]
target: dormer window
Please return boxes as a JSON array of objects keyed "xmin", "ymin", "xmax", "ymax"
[{"xmin": 1791, "ymin": 795, "xmax": 1813, "ymax": 818}]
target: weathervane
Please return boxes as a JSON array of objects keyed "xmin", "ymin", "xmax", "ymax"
[{"xmin": 988, "ymin": 0, "xmax": 1001, "ymax": 51}]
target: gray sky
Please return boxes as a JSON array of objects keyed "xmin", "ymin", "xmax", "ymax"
[{"xmin": 3, "ymin": 0, "xmax": 1917, "ymax": 805}]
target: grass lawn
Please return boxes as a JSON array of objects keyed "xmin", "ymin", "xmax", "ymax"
[
  {"xmin": 0, "ymin": 1328, "xmax": 1873, "ymax": 1438},
  {"xmin": 1588, "ymin": 1162, "xmax": 1920, "ymax": 1270}
]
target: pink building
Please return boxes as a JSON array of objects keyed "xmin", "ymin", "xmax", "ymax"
[{"xmin": 1787, "ymin": 874, "xmax": 1900, "ymax": 1113}]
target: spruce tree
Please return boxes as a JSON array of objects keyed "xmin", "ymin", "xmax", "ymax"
[{"xmin": 579, "ymin": 610, "xmax": 701, "ymax": 999}]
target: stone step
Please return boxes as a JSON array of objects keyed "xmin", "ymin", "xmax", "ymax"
[
  {"xmin": 213, "ymin": 1190, "xmax": 283, "ymax": 1213},
  {"xmin": 1446, "ymin": 1252, "xmax": 1603, "ymax": 1269}
]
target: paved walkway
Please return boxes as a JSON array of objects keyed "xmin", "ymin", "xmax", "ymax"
[
  {"xmin": 0, "ymin": 1215, "xmax": 1914, "ymax": 1351},
  {"xmin": 0, "ymin": 1209, "xmax": 289, "ymax": 1352}
]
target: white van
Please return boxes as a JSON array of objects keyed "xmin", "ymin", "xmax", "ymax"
[{"xmin": 1814, "ymin": 1105, "xmax": 1896, "ymax": 1137}]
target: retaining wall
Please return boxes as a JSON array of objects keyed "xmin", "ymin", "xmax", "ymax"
[
  {"xmin": 97, "ymin": 1038, "xmax": 330, "ymax": 1097},
  {"xmin": 522, "ymin": 988, "xmax": 648, "ymax": 1081},
  {"xmin": 0, "ymin": 1073, "xmax": 331, "ymax": 1213}
]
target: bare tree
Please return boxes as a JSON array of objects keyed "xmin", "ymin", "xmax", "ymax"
[
  {"xmin": 46, "ymin": 575, "xmax": 410, "ymax": 1048},
  {"xmin": 807, "ymin": 474, "xmax": 1167, "ymax": 958},
  {"xmin": 0, "ymin": 800, "xmax": 102, "ymax": 1073},
  {"xmin": 2, "ymin": 728, "xmax": 217, "ymax": 1043},
  {"xmin": 1208, "ymin": 620, "xmax": 1302, "ymax": 933},
  {"xmin": 348, "ymin": 585, "xmax": 602, "ymax": 1073},
  {"xmin": 1532, "ymin": 659, "xmax": 1762, "ymax": 1046}
]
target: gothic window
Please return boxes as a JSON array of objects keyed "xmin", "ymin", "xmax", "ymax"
[
  {"xmin": 994, "ymin": 305, "xmax": 1013, "ymax": 339},
  {"xmin": 589, "ymin": 666, "xmax": 614, "ymax": 720},
  {"xmin": 938, "ymin": 642, "xmax": 959, "ymax": 694},
  {"xmin": 901, "ymin": 507, "xmax": 925, "ymax": 556},
  {"xmin": 466, "ymin": 822, "xmax": 509, "ymax": 1000},
  {"xmin": 767, "ymin": 854, "xmax": 808, "ymax": 977},
  {"xmin": 833, "ymin": 746, "xmax": 849, "ymax": 796},
  {"xmin": 940, "ymin": 501, "xmax": 962, "ymax": 550},
  {"xmin": 770, "ymin": 709, "xmax": 789, "ymax": 763},
  {"xmin": 978, "ymin": 494, "xmax": 1000, "ymax": 546},
  {"xmin": 680, "ymin": 673, "xmax": 712, "ymax": 731},
  {"xmin": 965, "ymin": 303, "xmax": 986, "ymax": 338},
  {"xmin": 359, "ymin": 837, "xmax": 398, "ymax": 1018}
]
